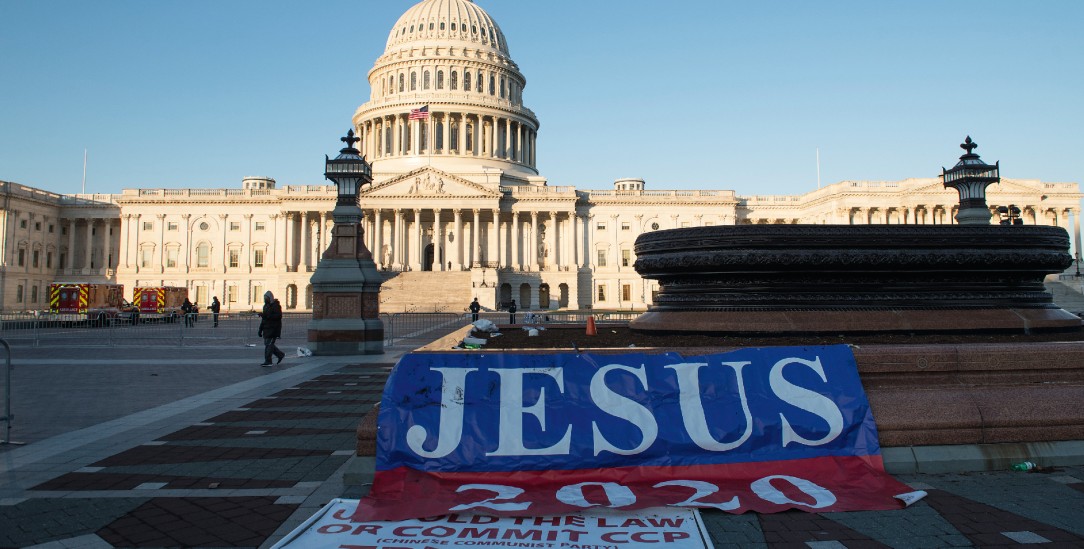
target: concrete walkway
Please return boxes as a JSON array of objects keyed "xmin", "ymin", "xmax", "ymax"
[{"xmin": 1, "ymin": 343, "xmax": 1082, "ymax": 548}]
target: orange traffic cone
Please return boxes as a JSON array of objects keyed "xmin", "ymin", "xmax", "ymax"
[{"xmin": 586, "ymin": 315, "xmax": 597, "ymax": 336}]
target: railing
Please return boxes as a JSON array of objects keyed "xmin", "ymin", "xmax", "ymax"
[
  {"xmin": 381, "ymin": 312, "xmax": 464, "ymax": 347},
  {"xmin": 0, "ymin": 338, "xmax": 20, "ymax": 445},
  {"xmin": 0, "ymin": 312, "xmax": 312, "ymax": 349}
]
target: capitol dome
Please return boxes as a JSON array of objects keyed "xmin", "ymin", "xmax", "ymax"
[
  {"xmin": 386, "ymin": 0, "xmax": 509, "ymax": 57},
  {"xmin": 352, "ymin": 0, "xmax": 541, "ymax": 183}
]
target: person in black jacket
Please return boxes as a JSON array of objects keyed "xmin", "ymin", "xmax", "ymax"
[
  {"xmin": 210, "ymin": 296, "xmax": 221, "ymax": 327},
  {"xmin": 257, "ymin": 291, "xmax": 285, "ymax": 366},
  {"xmin": 469, "ymin": 297, "xmax": 481, "ymax": 322},
  {"xmin": 508, "ymin": 299, "xmax": 517, "ymax": 324},
  {"xmin": 182, "ymin": 298, "xmax": 194, "ymax": 327}
]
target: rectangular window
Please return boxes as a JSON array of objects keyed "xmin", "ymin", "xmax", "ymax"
[
  {"xmin": 227, "ymin": 285, "xmax": 238, "ymax": 304},
  {"xmin": 622, "ymin": 284, "xmax": 632, "ymax": 302},
  {"xmin": 165, "ymin": 248, "xmax": 178, "ymax": 268},
  {"xmin": 141, "ymin": 249, "xmax": 153, "ymax": 268},
  {"xmin": 197, "ymin": 245, "xmax": 209, "ymax": 268},
  {"xmin": 35, "ymin": 222, "xmax": 41, "ymax": 231},
  {"xmin": 229, "ymin": 249, "xmax": 240, "ymax": 268},
  {"xmin": 19, "ymin": 219, "xmax": 27, "ymax": 229},
  {"xmin": 48, "ymin": 224, "xmax": 54, "ymax": 233},
  {"xmin": 17, "ymin": 249, "xmax": 25, "ymax": 266},
  {"xmin": 143, "ymin": 221, "xmax": 153, "ymax": 231},
  {"xmin": 597, "ymin": 284, "xmax": 606, "ymax": 302},
  {"xmin": 621, "ymin": 222, "xmax": 630, "ymax": 231},
  {"xmin": 59, "ymin": 252, "xmax": 66, "ymax": 269},
  {"xmin": 254, "ymin": 249, "xmax": 265, "ymax": 268},
  {"xmin": 596, "ymin": 222, "xmax": 606, "ymax": 231},
  {"xmin": 253, "ymin": 284, "xmax": 263, "ymax": 304},
  {"xmin": 16, "ymin": 285, "xmax": 23, "ymax": 303},
  {"xmin": 596, "ymin": 249, "xmax": 607, "ymax": 267},
  {"xmin": 254, "ymin": 222, "xmax": 265, "ymax": 231},
  {"xmin": 621, "ymin": 249, "xmax": 631, "ymax": 267},
  {"xmin": 46, "ymin": 251, "xmax": 53, "ymax": 268},
  {"xmin": 32, "ymin": 250, "xmax": 39, "ymax": 268},
  {"xmin": 31, "ymin": 285, "xmax": 39, "ymax": 303},
  {"xmin": 167, "ymin": 222, "xmax": 178, "ymax": 231},
  {"xmin": 230, "ymin": 222, "xmax": 241, "ymax": 231}
]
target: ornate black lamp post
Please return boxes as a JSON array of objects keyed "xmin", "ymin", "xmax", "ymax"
[
  {"xmin": 307, "ymin": 130, "xmax": 384, "ymax": 355},
  {"xmin": 942, "ymin": 136, "xmax": 1000, "ymax": 225}
]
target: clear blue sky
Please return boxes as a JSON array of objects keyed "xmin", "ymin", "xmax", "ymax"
[{"xmin": 1, "ymin": 1, "xmax": 1081, "ymax": 198}]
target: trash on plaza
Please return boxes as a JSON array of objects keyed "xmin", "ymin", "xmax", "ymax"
[
  {"xmin": 527, "ymin": 328, "xmax": 539, "ymax": 337},
  {"xmin": 462, "ymin": 336, "xmax": 486, "ymax": 346},
  {"xmin": 296, "ymin": 346, "xmax": 313, "ymax": 357},
  {"xmin": 1011, "ymin": 461, "xmax": 1036, "ymax": 471},
  {"xmin": 472, "ymin": 319, "xmax": 499, "ymax": 332}
]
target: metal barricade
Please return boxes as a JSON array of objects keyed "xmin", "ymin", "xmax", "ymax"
[
  {"xmin": 382, "ymin": 312, "xmax": 466, "ymax": 347},
  {"xmin": 0, "ymin": 338, "xmax": 23, "ymax": 445}
]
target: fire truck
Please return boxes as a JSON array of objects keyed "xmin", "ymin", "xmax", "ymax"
[
  {"xmin": 47, "ymin": 283, "xmax": 139, "ymax": 326},
  {"xmin": 133, "ymin": 286, "xmax": 188, "ymax": 323}
]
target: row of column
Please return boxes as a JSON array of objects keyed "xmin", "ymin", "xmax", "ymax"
[
  {"xmin": 363, "ymin": 208, "xmax": 593, "ymax": 272},
  {"xmin": 356, "ymin": 112, "xmax": 536, "ymax": 166}
]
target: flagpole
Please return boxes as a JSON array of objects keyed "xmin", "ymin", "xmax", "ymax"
[{"xmin": 82, "ymin": 149, "xmax": 87, "ymax": 195}]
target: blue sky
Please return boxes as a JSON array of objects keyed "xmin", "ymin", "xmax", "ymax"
[{"xmin": 1, "ymin": 1, "xmax": 1081, "ymax": 198}]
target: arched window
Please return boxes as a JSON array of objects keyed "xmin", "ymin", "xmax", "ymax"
[
  {"xmin": 399, "ymin": 74, "xmax": 404, "ymax": 92},
  {"xmin": 466, "ymin": 123, "xmax": 474, "ymax": 151},
  {"xmin": 196, "ymin": 242, "xmax": 210, "ymax": 268},
  {"xmin": 437, "ymin": 70, "xmax": 444, "ymax": 89},
  {"xmin": 463, "ymin": 71, "xmax": 470, "ymax": 91},
  {"xmin": 489, "ymin": 75, "xmax": 495, "ymax": 95},
  {"xmin": 423, "ymin": 70, "xmax": 430, "ymax": 90},
  {"xmin": 410, "ymin": 72, "xmax": 417, "ymax": 91},
  {"xmin": 477, "ymin": 72, "xmax": 483, "ymax": 93},
  {"xmin": 450, "ymin": 122, "xmax": 459, "ymax": 151},
  {"xmin": 435, "ymin": 121, "xmax": 443, "ymax": 151},
  {"xmin": 440, "ymin": 22, "xmax": 445, "ymax": 30},
  {"xmin": 499, "ymin": 77, "xmax": 505, "ymax": 98},
  {"xmin": 451, "ymin": 22, "xmax": 457, "ymax": 31},
  {"xmin": 450, "ymin": 70, "xmax": 458, "ymax": 90}
]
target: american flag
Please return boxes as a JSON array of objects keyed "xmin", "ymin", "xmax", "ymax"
[{"xmin": 409, "ymin": 106, "xmax": 429, "ymax": 120}]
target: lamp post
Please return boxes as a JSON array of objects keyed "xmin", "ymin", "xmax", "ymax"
[
  {"xmin": 307, "ymin": 130, "xmax": 384, "ymax": 355},
  {"xmin": 942, "ymin": 136, "xmax": 1000, "ymax": 225}
]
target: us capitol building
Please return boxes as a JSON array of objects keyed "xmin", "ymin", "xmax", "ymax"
[{"xmin": 2, "ymin": 0, "xmax": 1081, "ymax": 314}]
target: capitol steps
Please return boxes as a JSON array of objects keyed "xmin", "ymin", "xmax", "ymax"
[{"xmin": 378, "ymin": 271, "xmax": 473, "ymax": 314}]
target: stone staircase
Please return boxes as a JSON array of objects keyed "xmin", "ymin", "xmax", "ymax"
[
  {"xmin": 378, "ymin": 271, "xmax": 473, "ymax": 313},
  {"xmin": 1047, "ymin": 277, "xmax": 1084, "ymax": 316}
]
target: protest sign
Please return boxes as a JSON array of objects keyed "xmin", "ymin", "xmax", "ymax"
[
  {"xmin": 356, "ymin": 346, "xmax": 923, "ymax": 520},
  {"xmin": 273, "ymin": 500, "xmax": 712, "ymax": 549}
]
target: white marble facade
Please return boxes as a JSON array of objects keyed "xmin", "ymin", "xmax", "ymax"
[{"xmin": 1, "ymin": 0, "xmax": 1081, "ymax": 313}]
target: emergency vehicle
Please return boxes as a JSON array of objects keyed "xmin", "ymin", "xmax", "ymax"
[
  {"xmin": 133, "ymin": 286, "xmax": 188, "ymax": 323},
  {"xmin": 47, "ymin": 283, "xmax": 139, "ymax": 326}
]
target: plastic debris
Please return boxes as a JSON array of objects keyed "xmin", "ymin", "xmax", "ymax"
[
  {"xmin": 296, "ymin": 346, "xmax": 313, "ymax": 357},
  {"xmin": 472, "ymin": 319, "xmax": 499, "ymax": 332},
  {"xmin": 1011, "ymin": 461, "xmax": 1036, "ymax": 471},
  {"xmin": 463, "ymin": 337, "xmax": 486, "ymax": 346},
  {"xmin": 527, "ymin": 328, "xmax": 539, "ymax": 337}
]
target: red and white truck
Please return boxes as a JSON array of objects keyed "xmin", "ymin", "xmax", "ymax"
[
  {"xmin": 133, "ymin": 286, "xmax": 189, "ymax": 323},
  {"xmin": 47, "ymin": 283, "xmax": 139, "ymax": 326}
]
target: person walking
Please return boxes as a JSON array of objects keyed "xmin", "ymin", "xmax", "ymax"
[
  {"xmin": 469, "ymin": 297, "xmax": 481, "ymax": 322},
  {"xmin": 257, "ymin": 291, "xmax": 285, "ymax": 366},
  {"xmin": 210, "ymin": 296, "xmax": 221, "ymax": 327},
  {"xmin": 182, "ymin": 298, "xmax": 194, "ymax": 327},
  {"xmin": 508, "ymin": 299, "xmax": 517, "ymax": 324}
]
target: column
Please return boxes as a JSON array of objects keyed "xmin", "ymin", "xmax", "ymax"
[
  {"xmin": 489, "ymin": 208, "xmax": 499, "ymax": 265},
  {"xmin": 442, "ymin": 113, "xmax": 451, "ymax": 154},
  {"xmin": 528, "ymin": 211, "xmax": 539, "ymax": 271},
  {"xmin": 611, "ymin": 214, "xmax": 620, "ymax": 271},
  {"xmin": 120, "ymin": 215, "xmax": 130, "ymax": 269},
  {"xmin": 489, "ymin": 118, "xmax": 497, "ymax": 158},
  {"xmin": 413, "ymin": 208, "xmax": 423, "ymax": 270},
  {"xmin": 299, "ymin": 212, "xmax": 310, "ymax": 271},
  {"xmin": 587, "ymin": 214, "xmax": 596, "ymax": 268},
  {"xmin": 453, "ymin": 209, "xmax": 463, "ymax": 269},
  {"xmin": 85, "ymin": 218, "xmax": 96, "ymax": 271},
  {"xmin": 504, "ymin": 118, "xmax": 512, "ymax": 159},
  {"xmin": 374, "ymin": 209, "xmax": 384, "ymax": 268},
  {"xmin": 471, "ymin": 209, "xmax": 481, "ymax": 268},
  {"xmin": 458, "ymin": 114, "xmax": 467, "ymax": 155},
  {"xmin": 516, "ymin": 123, "xmax": 523, "ymax": 162},
  {"xmin": 66, "ymin": 219, "xmax": 76, "ymax": 271},
  {"xmin": 433, "ymin": 208, "xmax": 443, "ymax": 271},
  {"xmin": 102, "ymin": 219, "xmax": 112, "ymax": 272},
  {"xmin": 270, "ymin": 214, "xmax": 281, "ymax": 268},
  {"xmin": 244, "ymin": 214, "xmax": 254, "ymax": 273},
  {"xmin": 284, "ymin": 213, "xmax": 295, "ymax": 271},
  {"xmin": 546, "ymin": 211, "xmax": 557, "ymax": 271},
  {"xmin": 573, "ymin": 213, "xmax": 581, "ymax": 268},
  {"xmin": 393, "ymin": 209, "xmax": 403, "ymax": 270},
  {"xmin": 394, "ymin": 115, "xmax": 403, "ymax": 156},
  {"xmin": 412, "ymin": 118, "xmax": 420, "ymax": 154},
  {"xmin": 511, "ymin": 211, "xmax": 520, "ymax": 270}
]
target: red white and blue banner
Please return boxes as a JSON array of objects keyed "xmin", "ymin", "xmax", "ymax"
[{"xmin": 355, "ymin": 346, "xmax": 922, "ymax": 521}]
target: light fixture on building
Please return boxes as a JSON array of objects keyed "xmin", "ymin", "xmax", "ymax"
[
  {"xmin": 942, "ymin": 136, "xmax": 1000, "ymax": 225},
  {"xmin": 324, "ymin": 129, "xmax": 372, "ymax": 206}
]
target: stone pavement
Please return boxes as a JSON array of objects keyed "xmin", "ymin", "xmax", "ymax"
[{"xmin": 1, "ymin": 344, "xmax": 1083, "ymax": 548}]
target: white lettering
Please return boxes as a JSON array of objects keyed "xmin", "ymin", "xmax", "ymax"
[
  {"xmin": 591, "ymin": 364, "xmax": 658, "ymax": 456},
  {"xmin": 769, "ymin": 357, "xmax": 844, "ymax": 447},
  {"xmin": 666, "ymin": 361, "xmax": 753, "ymax": 452},
  {"xmin": 556, "ymin": 482, "xmax": 636, "ymax": 508},
  {"xmin": 487, "ymin": 368, "xmax": 572, "ymax": 456},
  {"xmin": 750, "ymin": 474, "xmax": 837, "ymax": 508},
  {"xmin": 406, "ymin": 367, "xmax": 478, "ymax": 458}
]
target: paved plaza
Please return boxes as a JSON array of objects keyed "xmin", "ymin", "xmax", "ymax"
[{"xmin": 0, "ymin": 340, "xmax": 1082, "ymax": 548}]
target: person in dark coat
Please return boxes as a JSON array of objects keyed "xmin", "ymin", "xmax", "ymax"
[
  {"xmin": 210, "ymin": 296, "xmax": 221, "ymax": 327},
  {"xmin": 469, "ymin": 297, "xmax": 481, "ymax": 322},
  {"xmin": 257, "ymin": 291, "xmax": 285, "ymax": 366},
  {"xmin": 181, "ymin": 298, "xmax": 194, "ymax": 327},
  {"xmin": 508, "ymin": 299, "xmax": 517, "ymax": 324}
]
